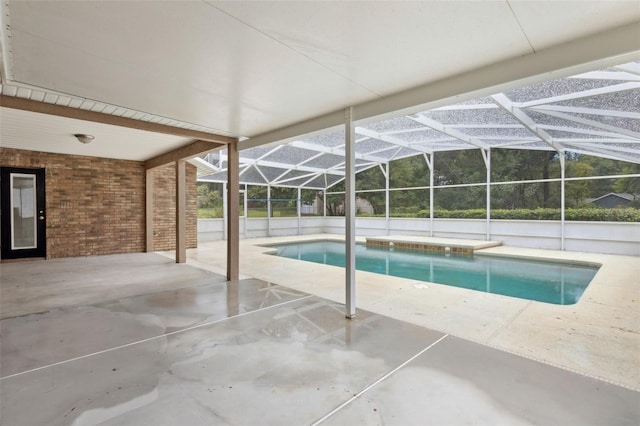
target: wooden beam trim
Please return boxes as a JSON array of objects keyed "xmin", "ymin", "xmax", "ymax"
[
  {"xmin": 145, "ymin": 169, "xmax": 154, "ymax": 252},
  {"xmin": 145, "ymin": 140, "xmax": 223, "ymax": 170},
  {"xmin": 0, "ymin": 95, "xmax": 237, "ymax": 145},
  {"xmin": 176, "ymin": 160, "xmax": 187, "ymax": 264}
]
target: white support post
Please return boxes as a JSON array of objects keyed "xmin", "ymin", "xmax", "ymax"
[
  {"xmin": 384, "ymin": 163, "xmax": 390, "ymax": 235},
  {"xmin": 243, "ymin": 188, "xmax": 248, "ymax": 238},
  {"xmin": 323, "ymin": 189, "xmax": 327, "ymax": 217},
  {"xmin": 297, "ymin": 187, "xmax": 302, "ymax": 235},
  {"xmin": 223, "ymin": 182, "xmax": 228, "ymax": 240},
  {"xmin": 560, "ymin": 152, "xmax": 566, "ymax": 251},
  {"xmin": 242, "ymin": 189, "xmax": 249, "ymax": 222},
  {"xmin": 425, "ymin": 153, "xmax": 434, "ymax": 237},
  {"xmin": 482, "ymin": 149, "xmax": 491, "ymax": 241},
  {"xmin": 345, "ymin": 107, "xmax": 356, "ymax": 319},
  {"xmin": 267, "ymin": 185, "xmax": 271, "ymax": 237}
]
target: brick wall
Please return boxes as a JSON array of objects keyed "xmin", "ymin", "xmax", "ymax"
[
  {"xmin": 150, "ymin": 162, "xmax": 198, "ymax": 251},
  {"xmin": 1, "ymin": 148, "xmax": 197, "ymax": 258}
]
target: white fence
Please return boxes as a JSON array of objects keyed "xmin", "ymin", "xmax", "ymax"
[{"xmin": 198, "ymin": 217, "xmax": 640, "ymax": 255}]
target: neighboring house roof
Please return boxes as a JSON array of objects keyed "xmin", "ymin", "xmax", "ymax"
[{"xmin": 587, "ymin": 193, "xmax": 637, "ymax": 203}]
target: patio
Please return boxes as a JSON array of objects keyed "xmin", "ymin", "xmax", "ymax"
[
  {"xmin": 1, "ymin": 251, "xmax": 638, "ymax": 425},
  {"xmin": 0, "ymin": 3, "xmax": 639, "ymax": 425}
]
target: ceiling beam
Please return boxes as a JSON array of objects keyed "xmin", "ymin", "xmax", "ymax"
[
  {"xmin": 407, "ymin": 115, "xmax": 489, "ymax": 150},
  {"xmin": 145, "ymin": 140, "xmax": 223, "ymax": 170},
  {"xmin": 562, "ymin": 144, "xmax": 640, "ymax": 164},
  {"xmin": 215, "ymin": 154, "xmax": 345, "ymax": 177},
  {"xmin": 568, "ymin": 70, "xmax": 640, "ymax": 81},
  {"xmin": 355, "ymin": 127, "xmax": 421, "ymax": 150},
  {"xmin": 529, "ymin": 104, "xmax": 638, "ymax": 119},
  {"xmin": 529, "ymin": 108, "xmax": 640, "ymax": 140},
  {"xmin": 491, "ymin": 93, "xmax": 557, "ymax": 150},
  {"xmin": 0, "ymin": 95, "xmax": 237, "ymax": 144},
  {"xmin": 539, "ymin": 125, "xmax": 637, "ymax": 140},
  {"xmin": 613, "ymin": 63, "xmax": 640, "ymax": 76},
  {"xmin": 517, "ymin": 82, "xmax": 640, "ymax": 108},
  {"xmin": 273, "ymin": 170, "xmax": 320, "ymax": 185},
  {"xmin": 289, "ymin": 139, "xmax": 392, "ymax": 163}
]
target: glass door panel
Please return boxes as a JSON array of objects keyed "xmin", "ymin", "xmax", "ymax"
[{"xmin": 11, "ymin": 174, "xmax": 37, "ymax": 249}]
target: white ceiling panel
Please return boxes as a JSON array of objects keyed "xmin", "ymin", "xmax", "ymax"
[
  {"xmin": 212, "ymin": 1, "xmax": 532, "ymax": 96},
  {"xmin": 8, "ymin": 1, "xmax": 374, "ymax": 137},
  {"xmin": 509, "ymin": 0, "xmax": 640, "ymax": 50},
  {"xmin": 0, "ymin": 107, "xmax": 191, "ymax": 161}
]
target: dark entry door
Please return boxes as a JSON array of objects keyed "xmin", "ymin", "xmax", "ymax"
[{"xmin": 1, "ymin": 167, "xmax": 46, "ymax": 260}]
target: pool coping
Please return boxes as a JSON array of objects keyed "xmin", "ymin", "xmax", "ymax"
[{"xmin": 260, "ymin": 235, "xmax": 602, "ymax": 268}]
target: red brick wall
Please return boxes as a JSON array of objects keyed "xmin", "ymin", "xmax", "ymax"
[
  {"xmin": 150, "ymin": 162, "xmax": 198, "ymax": 251},
  {"xmin": 1, "ymin": 148, "xmax": 197, "ymax": 258}
]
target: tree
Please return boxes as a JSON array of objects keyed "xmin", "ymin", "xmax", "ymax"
[
  {"xmin": 490, "ymin": 149, "xmax": 560, "ymax": 209},
  {"xmin": 565, "ymin": 162, "xmax": 594, "ymax": 207},
  {"xmin": 197, "ymin": 182, "xmax": 222, "ymax": 209},
  {"xmin": 613, "ymin": 165, "xmax": 640, "ymax": 206}
]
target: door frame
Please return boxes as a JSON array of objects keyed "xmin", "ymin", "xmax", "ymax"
[{"xmin": 1, "ymin": 167, "xmax": 46, "ymax": 260}]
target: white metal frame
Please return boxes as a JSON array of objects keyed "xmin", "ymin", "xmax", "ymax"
[{"xmin": 200, "ymin": 63, "xmax": 639, "ymax": 192}]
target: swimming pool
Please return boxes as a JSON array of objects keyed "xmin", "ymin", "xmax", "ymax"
[{"xmin": 269, "ymin": 240, "xmax": 599, "ymax": 305}]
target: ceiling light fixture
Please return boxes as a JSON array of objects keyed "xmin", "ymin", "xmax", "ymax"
[{"xmin": 74, "ymin": 134, "xmax": 95, "ymax": 144}]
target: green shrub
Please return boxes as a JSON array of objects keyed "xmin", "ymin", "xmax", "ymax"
[
  {"xmin": 198, "ymin": 208, "xmax": 223, "ymax": 218},
  {"xmin": 414, "ymin": 208, "xmax": 639, "ymax": 222},
  {"xmin": 564, "ymin": 208, "xmax": 640, "ymax": 222},
  {"xmin": 200, "ymin": 207, "xmax": 639, "ymax": 222}
]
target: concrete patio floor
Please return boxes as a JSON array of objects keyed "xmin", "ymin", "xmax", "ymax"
[
  {"xmin": 1, "ymin": 249, "xmax": 639, "ymax": 425},
  {"xmin": 177, "ymin": 234, "xmax": 640, "ymax": 391}
]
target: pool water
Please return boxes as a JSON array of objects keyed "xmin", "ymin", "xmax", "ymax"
[{"xmin": 269, "ymin": 240, "xmax": 599, "ymax": 305}]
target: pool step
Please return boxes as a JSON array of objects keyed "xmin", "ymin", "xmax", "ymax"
[{"xmin": 366, "ymin": 236, "xmax": 502, "ymax": 254}]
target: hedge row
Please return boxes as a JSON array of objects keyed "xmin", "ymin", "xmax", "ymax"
[
  {"xmin": 414, "ymin": 208, "xmax": 640, "ymax": 222},
  {"xmin": 202, "ymin": 207, "xmax": 640, "ymax": 221}
]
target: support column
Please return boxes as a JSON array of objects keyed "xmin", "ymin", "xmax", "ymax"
[
  {"xmin": 223, "ymin": 182, "xmax": 228, "ymax": 240},
  {"xmin": 560, "ymin": 152, "xmax": 566, "ymax": 251},
  {"xmin": 345, "ymin": 107, "xmax": 356, "ymax": 319},
  {"xmin": 145, "ymin": 169, "xmax": 153, "ymax": 252},
  {"xmin": 323, "ymin": 190, "xmax": 327, "ymax": 217},
  {"xmin": 267, "ymin": 185, "xmax": 271, "ymax": 237},
  {"xmin": 297, "ymin": 187, "xmax": 302, "ymax": 235},
  {"xmin": 175, "ymin": 160, "xmax": 186, "ymax": 263},
  {"xmin": 227, "ymin": 143, "xmax": 240, "ymax": 280},
  {"xmin": 483, "ymin": 149, "xmax": 491, "ymax": 241},
  {"xmin": 384, "ymin": 163, "xmax": 390, "ymax": 235},
  {"xmin": 425, "ymin": 153, "xmax": 434, "ymax": 237}
]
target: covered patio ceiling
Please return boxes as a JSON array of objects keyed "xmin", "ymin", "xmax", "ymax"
[
  {"xmin": 199, "ymin": 61, "xmax": 640, "ymax": 189},
  {"xmin": 0, "ymin": 1, "xmax": 638, "ymax": 169}
]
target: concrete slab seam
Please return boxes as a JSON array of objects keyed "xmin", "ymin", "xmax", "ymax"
[
  {"xmin": 311, "ymin": 333, "xmax": 450, "ymax": 425},
  {"xmin": 485, "ymin": 301, "xmax": 532, "ymax": 342},
  {"xmin": 0, "ymin": 294, "xmax": 314, "ymax": 381}
]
